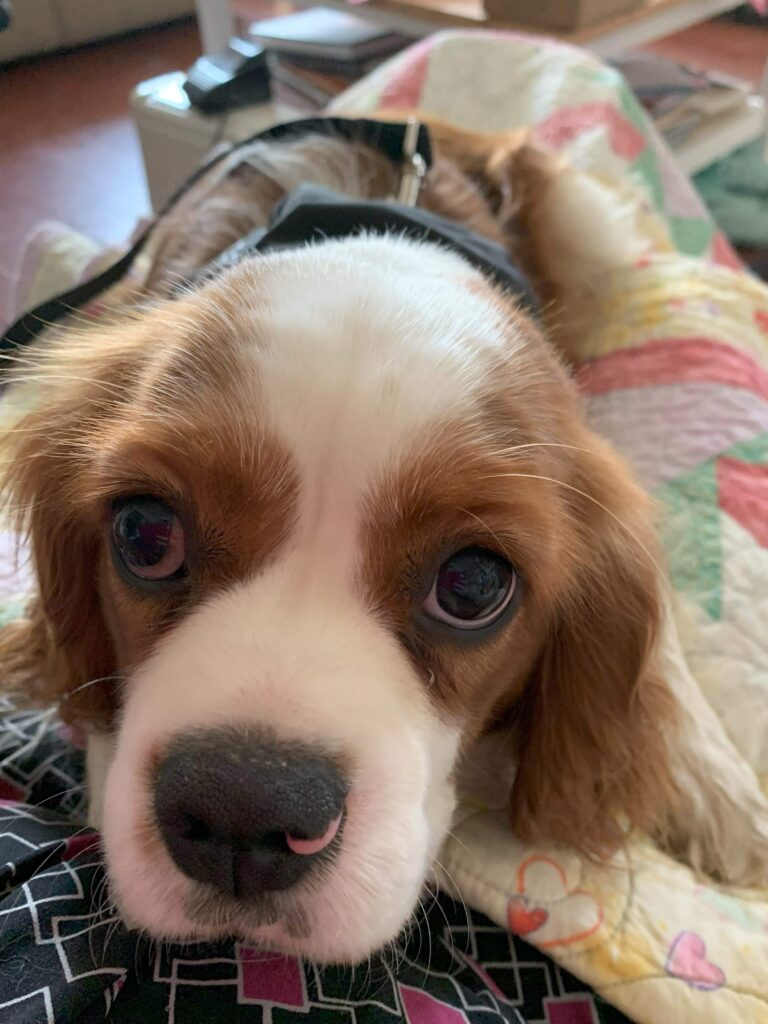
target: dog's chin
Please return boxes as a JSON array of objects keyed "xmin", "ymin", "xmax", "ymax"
[{"xmin": 108, "ymin": 859, "xmax": 432, "ymax": 964}]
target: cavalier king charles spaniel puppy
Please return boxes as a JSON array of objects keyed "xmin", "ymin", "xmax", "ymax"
[{"xmin": 1, "ymin": 116, "xmax": 766, "ymax": 964}]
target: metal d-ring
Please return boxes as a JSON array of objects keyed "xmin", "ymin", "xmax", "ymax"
[{"xmin": 397, "ymin": 117, "xmax": 427, "ymax": 207}]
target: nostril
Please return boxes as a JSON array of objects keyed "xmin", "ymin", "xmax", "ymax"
[{"xmin": 182, "ymin": 815, "xmax": 214, "ymax": 843}]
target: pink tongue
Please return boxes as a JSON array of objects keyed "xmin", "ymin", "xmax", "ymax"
[{"xmin": 286, "ymin": 814, "xmax": 342, "ymax": 856}]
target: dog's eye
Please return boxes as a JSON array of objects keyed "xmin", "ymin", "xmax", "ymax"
[
  {"xmin": 112, "ymin": 496, "xmax": 186, "ymax": 582},
  {"xmin": 423, "ymin": 547, "xmax": 517, "ymax": 629}
]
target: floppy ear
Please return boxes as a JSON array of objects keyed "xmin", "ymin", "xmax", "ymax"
[
  {"xmin": 509, "ymin": 432, "xmax": 676, "ymax": 853},
  {"xmin": 0, "ymin": 502, "xmax": 116, "ymax": 728},
  {"xmin": 0, "ymin": 424, "xmax": 117, "ymax": 728},
  {"xmin": 486, "ymin": 136, "xmax": 646, "ymax": 361},
  {"xmin": 0, "ymin": 338, "xmax": 129, "ymax": 728}
]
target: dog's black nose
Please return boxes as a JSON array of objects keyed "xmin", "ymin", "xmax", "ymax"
[{"xmin": 153, "ymin": 731, "xmax": 348, "ymax": 898}]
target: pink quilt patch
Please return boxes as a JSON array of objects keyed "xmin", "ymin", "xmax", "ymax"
[
  {"xmin": 378, "ymin": 41, "xmax": 431, "ymax": 109},
  {"xmin": 710, "ymin": 231, "xmax": 743, "ymax": 270},
  {"xmin": 535, "ymin": 102, "xmax": 645, "ymax": 160},
  {"xmin": 577, "ymin": 337, "xmax": 768, "ymax": 403},
  {"xmin": 717, "ymin": 457, "xmax": 768, "ymax": 548}
]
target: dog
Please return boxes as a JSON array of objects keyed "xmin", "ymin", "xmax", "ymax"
[{"xmin": 1, "ymin": 114, "xmax": 767, "ymax": 965}]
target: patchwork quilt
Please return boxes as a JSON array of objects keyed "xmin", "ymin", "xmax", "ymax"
[{"xmin": 2, "ymin": 28, "xmax": 768, "ymax": 1024}]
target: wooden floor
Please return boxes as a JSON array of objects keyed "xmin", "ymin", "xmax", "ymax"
[
  {"xmin": 1, "ymin": 15, "xmax": 767, "ymax": 327},
  {"xmin": 647, "ymin": 19, "xmax": 768, "ymax": 84},
  {"xmin": 0, "ymin": 19, "xmax": 201, "ymax": 327}
]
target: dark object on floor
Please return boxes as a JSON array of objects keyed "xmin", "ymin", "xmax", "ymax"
[
  {"xmin": 0, "ymin": 0, "xmax": 11, "ymax": 31},
  {"xmin": 184, "ymin": 36, "xmax": 270, "ymax": 112},
  {"xmin": 738, "ymin": 245, "xmax": 768, "ymax": 281},
  {"xmin": 720, "ymin": 3, "xmax": 768, "ymax": 26},
  {"xmin": 249, "ymin": 5, "xmax": 412, "ymax": 109}
]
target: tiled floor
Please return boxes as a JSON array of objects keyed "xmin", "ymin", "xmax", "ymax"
[{"xmin": 1, "ymin": 15, "xmax": 767, "ymax": 327}]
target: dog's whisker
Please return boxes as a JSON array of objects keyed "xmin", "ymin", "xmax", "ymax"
[
  {"xmin": 480, "ymin": 469, "xmax": 662, "ymax": 573},
  {"xmin": 430, "ymin": 856, "xmax": 470, "ymax": 966},
  {"xmin": 58, "ymin": 674, "xmax": 126, "ymax": 702},
  {"xmin": 455, "ymin": 506, "xmax": 515, "ymax": 563},
  {"xmin": 11, "ymin": 783, "xmax": 90, "ymax": 813},
  {"xmin": 443, "ymin": 828, "xmax": 472, "ymax": 856},
  {"xmin": 483, "ymin": 440, "xmax": 601, "ymax": 460}
]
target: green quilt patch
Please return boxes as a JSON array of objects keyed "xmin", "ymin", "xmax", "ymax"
[{"xmin": 656, "ymin": 461, "xmax": 722, "ymax": 620}]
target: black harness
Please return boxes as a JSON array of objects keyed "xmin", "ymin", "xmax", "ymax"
[{"xmin": 1, "ymin": 117, "xmax": 537, "ymax": 357}]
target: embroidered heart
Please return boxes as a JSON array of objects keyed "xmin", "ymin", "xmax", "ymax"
[
  {"xmin": 508, "ymin": 855, "xmax": 604, "ymax": 948},
  {"xmin": 507, "ymin": 895, "xmax": 548, "ymax": 936},
  {"xmin": 665, "ymin": 931, "xmax": 725, "ymax": 991}
]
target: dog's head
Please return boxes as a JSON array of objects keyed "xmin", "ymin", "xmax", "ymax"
[{"xmin": 0, "ymin": 231, "xmax": 673, "ymax": 962}]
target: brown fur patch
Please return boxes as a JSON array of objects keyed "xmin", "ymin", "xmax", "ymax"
[
  {"xmin": 359, "ymin": 297, "xmax": 676, "ymax": 853},
  {"xmin": 0, "ymin": 286, "xmax": 298, "ymax": 727}
]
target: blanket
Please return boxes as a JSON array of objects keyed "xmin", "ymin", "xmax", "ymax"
[
  {"xmin": 0, "ymin": 693, "xmax": 633, "ymax": 1024},
  {"xmin": 3, "ymin": 29, "xmax": 768, "ymax": 1024}
]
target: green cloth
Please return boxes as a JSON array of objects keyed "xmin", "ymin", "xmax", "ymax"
[{"xmin": 695, "ymin": 139, "xmax": 768, "ymax": 247}]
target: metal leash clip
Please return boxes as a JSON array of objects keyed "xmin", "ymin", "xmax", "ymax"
[{"xmin": 396, "ymin": 117, "xmax": 427, "ymax": 207}]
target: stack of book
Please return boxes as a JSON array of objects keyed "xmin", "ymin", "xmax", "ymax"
[
  {"xmin": 613, "ymin": 54, "xmax": 754, "ymax": 148},
  {"xmin": 248, "ymin": 6, "xmax": 412, "ymax": 111}
]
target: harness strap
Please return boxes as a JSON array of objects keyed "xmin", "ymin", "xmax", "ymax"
[
  {"xmin": 0, "ymin": 117, "xmax": 433, "ymax": 354},
  {"xmin": 197, "ymin": 182, "xmax": 539, "ymax": 317}
]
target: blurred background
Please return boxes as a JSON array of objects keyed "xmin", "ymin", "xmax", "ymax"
[{"xmin": 1, "ymin": 0, "xmax": 767, "ymax": 327}]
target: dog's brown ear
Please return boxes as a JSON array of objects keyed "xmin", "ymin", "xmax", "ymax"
[
  {"xmin": 509, "ymin": 432, "xmax": 676, "ymax": 853},
  {"xmin": 0, "ymin": 433, "xmax": 117, "ymax": 727},
  {"xmin": 487, "ymin": 136, "xmax": 646, "ymax": 358},
  {"xmin": 0, "ymin": 335, "xmax": 131, "ymax": 728},
  {"xmin": 380, "ymin": 113, "xmax": 645, "ymax": 351},
  {"xmin": 0, "ymin": 588, "xmax": 114, "ymax": 727},
  {"xmin": 0, "ymin": 514, "xmax": 115, "ymax": 727}
]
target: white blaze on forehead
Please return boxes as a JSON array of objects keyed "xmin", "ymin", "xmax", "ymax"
[
  {"xmin": 244, "ymin": 236, "xmax": 511, "ymax": 570},
  {"xmin": 100, "ymin": 237, "xmax": 492, "ymax": 958}
]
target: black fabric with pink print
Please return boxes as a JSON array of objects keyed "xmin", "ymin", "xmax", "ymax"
[{"xmin": 0, "ymin": 695, "xmax": 632, "ymax": 1024}]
